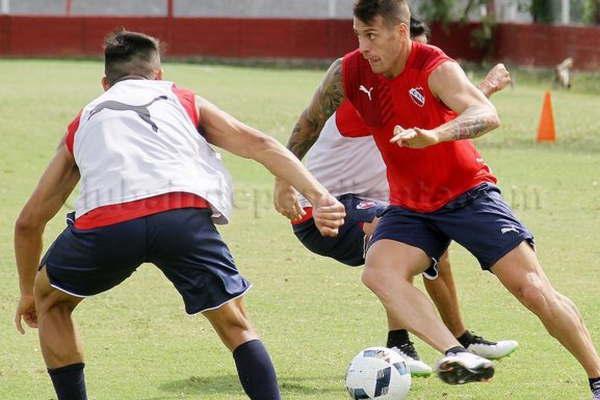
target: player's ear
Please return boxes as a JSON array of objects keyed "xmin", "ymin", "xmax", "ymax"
[
  {"xmin": 101, "ymin": 76, "xmax": 110, "ymax": 91},
  {"xmin": 155, "ymin": 68, "xmax": 164, "ymax": 80}
]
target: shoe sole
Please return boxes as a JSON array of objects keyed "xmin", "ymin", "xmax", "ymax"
[{"xmin": 436, "ymin": 360, "xmax": 495, "ymax": 385}]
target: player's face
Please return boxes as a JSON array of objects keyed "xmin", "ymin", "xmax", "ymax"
[{"xmin": 354, "ymin": 15, "xmax": 409, "ymax": 77}]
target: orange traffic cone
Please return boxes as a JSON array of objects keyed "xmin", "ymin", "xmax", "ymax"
[{"xmin": 536, "ymin": 91, "xmax": 556, "ymax": 142}]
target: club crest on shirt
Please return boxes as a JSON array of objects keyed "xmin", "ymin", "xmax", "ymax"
[
  {"xmin": 409, "ymin": 87, "xmax": 425, "ymax": 107},
  {"xmin": 356, "ymin": 201, "xmax": 377, "ymax": 210}
]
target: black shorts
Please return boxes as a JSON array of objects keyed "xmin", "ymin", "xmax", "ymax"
[
  {"xmin": 41, "ymin": 208, "xmax": 251, "ymax": 314},
  {"xmin": 293, "ymin": 194, "xmax": 385, "ymax": 266},
  {"xmin": 371, "ymin": 183, "xmax": 535, "ymax": 271}
]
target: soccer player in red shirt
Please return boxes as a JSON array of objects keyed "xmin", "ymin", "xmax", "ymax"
[{"xmin": 277, "ymin": 0, "xmax": 600, "ymax": 395}]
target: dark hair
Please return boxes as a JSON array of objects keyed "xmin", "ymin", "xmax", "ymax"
[
  {"xmin": 410, "ymin": 16, "xmax": 430, "ymax": 38},
  {"xmin": 104, "ymin": 29, "xmax": 161, "ymax": 85},
  {"xmin": 353, "ymin": 0, "xmax": 411, "ymax": 26}
]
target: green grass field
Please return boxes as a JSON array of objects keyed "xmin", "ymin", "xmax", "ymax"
[{"xmin": 1, "ymin": 59, "xmax": 599, "ymax": 400}]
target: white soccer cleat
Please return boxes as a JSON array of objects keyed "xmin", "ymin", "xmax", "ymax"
[
  {"xmin": 435, "ymin": 351, "xmax": 494, "ymax": 385},
  {"xmin": 465, "ymin": 335, "xmax": 519, "ymax": 360},
  {"xmin": 391, "ymin": 345, "xmax": 433, "ymax": 377}
]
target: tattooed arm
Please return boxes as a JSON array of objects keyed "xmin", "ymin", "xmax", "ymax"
[
  {"xmin": 391, "ymin": 61, "xmax": 500, "ymax": 148},
  {"xmin": 274, "ymin": 58, "xmax": 345, "ymax": 220},
  {"xmin": 286, "ymin": 58, "xmax": 345, "ymax": 159}
]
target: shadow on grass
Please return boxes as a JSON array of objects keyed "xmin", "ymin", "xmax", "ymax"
[{"xmin": 140, "ymin": 373, "xmax": 342, "ymax": 399}]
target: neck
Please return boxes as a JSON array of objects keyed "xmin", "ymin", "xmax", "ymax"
[
  {"xmin": 111, "ymin": 74, "xmax": 151, "ymax": 85},
  {"xmin": 383, "ymin": 40, "xmax": 413, "ymax": 79}
]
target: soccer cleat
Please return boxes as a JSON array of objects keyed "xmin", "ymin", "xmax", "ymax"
[
  {"xmin": 464, "ymin": 334, "xmax": 519, "ymax": 360},
  {"xmin": 391, "ymin": 343, "xmax": 433, "ymax": 377},
  {"xmin": 435, "ymin": 351, "xmax": 494, "ymax": 385}
]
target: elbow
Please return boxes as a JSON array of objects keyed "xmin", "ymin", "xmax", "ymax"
[
  {"xmin": 490, "ymin": 112, "xmax": 501, "ymax": 131},
  {"xmin": 14, "ymin": 213, "xmax": 44, "ymax": 236}
]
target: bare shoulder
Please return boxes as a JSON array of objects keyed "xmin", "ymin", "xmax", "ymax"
[{"xmin": 429, "ymin": 61, "xmax": 467, "ymax": 87}]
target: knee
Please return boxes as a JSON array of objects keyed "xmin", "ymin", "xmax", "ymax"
[
  {"xmin": 361, "ymin": 265, "xmax": 404, "ymax": 302},
  {"xmin": 361, "ymin": 266, "xmax": 382, "ymax": 293},
  {"xmin": 516, "ymin": 280, "xmax": 559, "ymax": 315}
]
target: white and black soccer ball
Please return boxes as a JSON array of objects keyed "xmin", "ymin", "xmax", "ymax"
[{"xmin": 345, "ymin": 347, "xmax": 411, "ymax": 400}]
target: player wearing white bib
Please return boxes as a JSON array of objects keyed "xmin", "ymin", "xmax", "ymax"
[
  {"xmin": 277, "ymin": 19, "xmax": 517, "ymax": 377},
  {"xmin": 14, "ymin": 30, "xmax": 345, "ymax": 400}
]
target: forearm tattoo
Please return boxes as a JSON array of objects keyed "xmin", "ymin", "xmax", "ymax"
[
  {"xmin": 287, "ymin": 59, "xmax": 345, "ymax": 159},
  {"xmin": 438, "ymin": 105, "xmax": 499, "ymax": 141}
]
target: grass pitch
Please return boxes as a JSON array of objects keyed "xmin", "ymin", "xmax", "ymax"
[{"xmin": 1, "ymin": 59, "xmax": 599, "ymax": 400}]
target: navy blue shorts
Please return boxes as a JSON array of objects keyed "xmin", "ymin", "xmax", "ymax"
[
  {"xmin": 41, "ymin": 208, "xmax": 251, "ymax": 314},
  {"xmin": 371, "ymin": 183, "xmax": 534, "ymax": 270},
  {"xmin": 293, "ymin": 194, "xmax": 386, "ymax": 266}
]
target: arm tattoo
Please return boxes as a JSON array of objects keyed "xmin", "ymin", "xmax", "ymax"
[
  {"xmin": 437, "ymin": 105, "xmax": 499, "ymax": 142},
  {"xmin": 286, "ymin": 58, "xmax": 345, "ymax": 159}
]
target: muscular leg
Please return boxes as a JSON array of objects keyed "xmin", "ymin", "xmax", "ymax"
[
  {"xmin": 203, "ymin": 297, "xmax": 280, "ymax": 400},
  {"xmin": 493, "ymin": 241, "xmax": 600, "ymax": 378},
  {"xmin": 35, "ymin": 267, "xmax": 85, "ymax": 368},
  {"xmin": 363, "ymin": 240, "xmax": 460, "ymax": 353},
  {"xmin": 423, "ymin": 251, "xmax": 467, "ymax": 337},
  {"xmin": 34, "ymin": 267, "xmax": 87, "ymax": 400}
]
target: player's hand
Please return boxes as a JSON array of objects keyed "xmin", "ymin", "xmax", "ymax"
[
  {"xmin": 390, "ymin": 126, "xmax": 439, "ymax": 149},
  {"xmin": 15, "ymin": 294, "xmax": 38, "ymax": 334},
  {"xmin": 273, "ymin": 178, "xmax": 305, "ymax": 221},
  {"xmin": 312, "ymin": 194, "xmax": 345, "ymax": 237},
  {"xmin": 481, "ymin": 63, "xmax": 512, "ymax": 96}
]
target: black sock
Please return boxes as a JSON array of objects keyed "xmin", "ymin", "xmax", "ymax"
[
  {"xmin": 47, "ymin": 363, "xmax": 87, "ymax": 400},
  {"xmin": 233, "ymin": 339, "xmax": 280, "ymax": 400},
  {"xmin": 386, "ymin": 329, "xmax": 410, "ymax": 348},
  {"xmin": 445, "ymin": 346, "xmax": 468, "ymax": 356},
  {"xmin": 457, "ymin": 330, "xmax": 474, "ymax": 347},
  {"xmin": 589, "ymin": 377, "xmax": 600, "ymax": 392}
]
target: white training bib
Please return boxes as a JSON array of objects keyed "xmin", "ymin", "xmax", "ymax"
[
  {"xmin": 71, "ymin": 80, "xmax": 233, "ymax": 224},
  {"xmin": 299, "ymin": 112, "xmax": 389, "ymax": 207}
]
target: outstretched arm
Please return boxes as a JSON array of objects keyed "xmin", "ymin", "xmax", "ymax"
[
  {"xmin": 197, "ymin": 96, "xmax": 345, "ymax": 236},
  {"xmin": 275, "ymin": 59, "xmax": 345, "ymax": 219},
  {"xmin": 391, "ymin": 61, "xmax": 500, "ymax": 148},
  {"xmin": 14, "ymin": 143, "xmax": 80, "ymax": 333}
]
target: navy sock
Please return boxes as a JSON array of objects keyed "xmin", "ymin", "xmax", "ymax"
[
  {"xmin": 47, "ymin": 363, "xmax": 87, "ymax": 400},
  {"xmin": 445, "ymin": 346, "xmax": 468, "ymax": 356},
  {"xmin": 589, "ymin": 377, "xmax": 600, "ymax": 393},
  {"xmin": 386, "ymin": 329, "xmax": 410, "ymax": 348},
  {"xmin": 233, "ymin": 339, "xmax": 281, "ymax": 400}
]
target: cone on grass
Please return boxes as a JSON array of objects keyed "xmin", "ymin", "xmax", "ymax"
[{"xmin": 536, "ymin": 91, "xmax": 556, "ymax": 142}]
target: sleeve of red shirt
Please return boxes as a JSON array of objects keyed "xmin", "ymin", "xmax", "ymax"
[
  {"xmin": 172, "ymin": 84, "xmax": 200, "ymax": 129},
  {"xmin": 64, "ymin": 110, "xmax": 83, "ymax": 155}
]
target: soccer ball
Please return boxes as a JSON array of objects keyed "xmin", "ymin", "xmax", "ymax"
[{"xmin": 345, "ymin": 347, "xmax": 411, "ymax": 400}]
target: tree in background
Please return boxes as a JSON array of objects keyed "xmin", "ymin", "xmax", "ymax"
[
  {"xmin": 530, "ymin": 0, "xmax": 555, "ymax": 23},
  {"xmin": 583, "ymin": 0, "xmax": 600, "ymax": 23}
]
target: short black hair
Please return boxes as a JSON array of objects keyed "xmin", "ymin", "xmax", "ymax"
[
  {"xmin": 104, "ymin": 29, "xmax": 161, "ymax": 85},
  {"xmin": 353, "ymin": 0, "xmax": 411, "ymax": 26},
  {"xmin": 410, "ymin": 16, "xmax": 430, "ymax": 38}
]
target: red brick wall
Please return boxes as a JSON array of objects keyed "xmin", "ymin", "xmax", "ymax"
[
  {"xmin": 494, "ymin": 23, "xmax": 600, "ymax": 70},
  {"xmin": 0, "ymin": 16, "xmax": 599, "ymax": 70}
]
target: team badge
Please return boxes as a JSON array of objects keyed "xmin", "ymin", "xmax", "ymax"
[
  {"xmin": 408, "ymin": 87, "xmax": 425, "ymax": 107},
  {"xmin": 356, "ymin": 201, "xmax": 377, "ymax": 210}
]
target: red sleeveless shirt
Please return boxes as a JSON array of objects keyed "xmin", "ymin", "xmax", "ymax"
[{"xmin": 342, "ymin": 42, "xmax": 496, "ymax": 212}]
